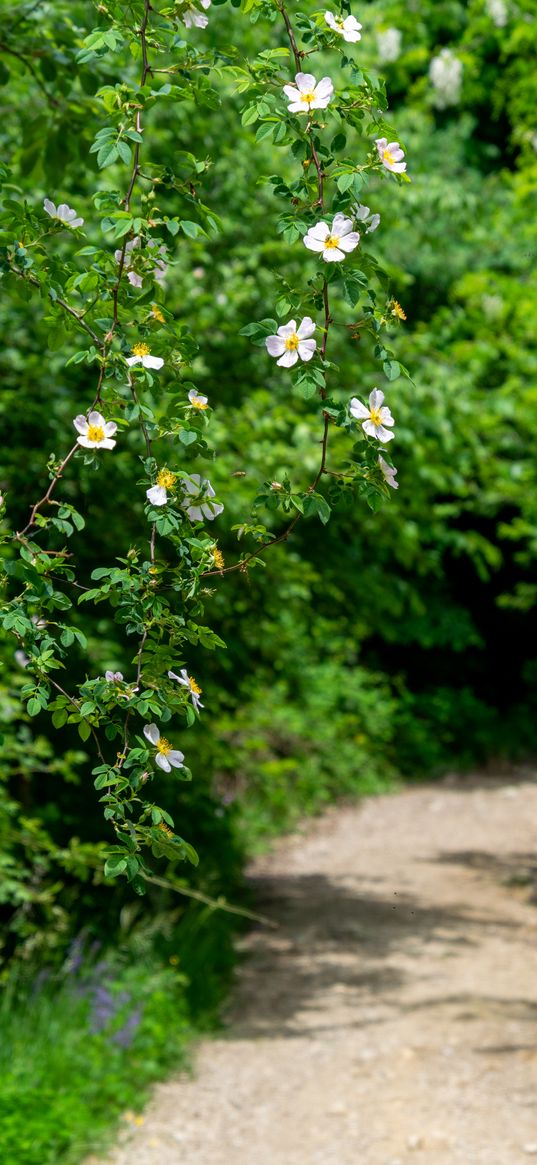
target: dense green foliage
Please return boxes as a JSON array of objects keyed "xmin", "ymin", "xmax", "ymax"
[
  {"xmin": 1, "ymin": 962, "xmax": 189, "ymax": 1165},
  {"xmin": 1, "ymin": 0, "xmax": 537, "ymax": 1157}
]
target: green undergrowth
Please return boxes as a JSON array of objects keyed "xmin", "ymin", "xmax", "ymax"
[{"xmin": 0, "ymin": 901, "xmax": 239, "ymax": 1165}]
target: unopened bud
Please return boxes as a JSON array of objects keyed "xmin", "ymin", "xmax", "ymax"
[{"xmin": 271, "ymin": 481, "xmax": 282, "ymax": 490}]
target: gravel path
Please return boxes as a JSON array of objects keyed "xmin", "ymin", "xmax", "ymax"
[{"xmin": 101, "ymin": 773, "xmax": 537, "ymax": 1165}]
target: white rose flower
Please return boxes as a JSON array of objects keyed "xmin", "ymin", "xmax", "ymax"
[
  {"xmin": 183, "ymin": 0, "xmax": 210, "ymax": 28},
  {"xmin": 115, "ymin": 237, "xmax": 143, "ymax": 286},
  {"xmin": 350, "ymin": 388, "xmax": 395, "ymax": 443},
  {"xmin": 378, "ymin": 455, "xmax": 398, "ymax": 489},
  {"xmin": 181, "ymin": 474, "xmax": 224, "ymax": 522},
  {"xmin": 168, "ymin": 668, "xmax": 204, "ymax": 714},
  {"xmin": 43, "ymin": 199, "xmax": 84, "ymax": 229},
  {"xmin": 116, "ymin": 237, "xmax": 167, "ymax": 287},
  {"xmin": 115, "ymin": 236, "xmax": 139, "ymax": 265},
  {"xmin": 126, "ymin": 343, "xmax": 164, "ymax": 370},
  {"xmin": 376, "ymin": 27, "xmax": 402, "ymax": 63},
  {"xmin": 303, "ymin": 213, "xmax": 360, "ymax": 263},
  {"xmin": 375, "ymin": 138, "xmax": 407, "ymax": 174},
  {"xmin": 143, "ymin": 723, "xmax": 185, "ymax": 773},
  {"xmin": 429, "ymin": 49, "xmax": 463, "ymax": 109},
  {"xmin": 146, "ymin": 239, "xmax": 168, "ymax": 285},
  {"xmin": 188, "ymin": 389, "xmax": 209, "ymax": 410},
  {"xmin": 325, "ymin": 11, "xmax": 362, "ymax": 42},
  {"xmin": 355, "ymin": 204, "xmax": 381, "ymax": 233},
  {"xmin": 73, "ymin": 410, "xmax": 117, "ymax": 450},
  {"xmin": 486, "ymin": 0, "xmax": 508, "ymax": 26},
  {"xmin": 283, "ymin": 72, "xmax": 334, "ymax": 114},
  {"xmin": 105, "ymin": 671, "xmax": 124, "ymax": 682},
  {"xmin": 146, "ymin": 468, "xmax": 177, "ymax": 507},
  {"xmin": 265, "ymin": 317, "xmax": 316, "ymax": 368}
]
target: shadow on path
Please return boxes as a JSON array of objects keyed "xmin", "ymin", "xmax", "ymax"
[{"xmin": 231, "ymin": 856, "xmax": 533, "ymax": 1039}]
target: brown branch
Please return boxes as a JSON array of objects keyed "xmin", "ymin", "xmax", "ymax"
[
  {"xmin": 307, "ymin": 126, "xmax": 325, "ymax": 209},
  {"xmin": 0, "ymin": 39, "xmax": 59, "ymax": 107},
  {"xmin": 276, "ymin": 1, "xmax": 302, "ymax": 72},
  {"xmin": 201, "ymin": 0, "xmax": 336, "ymax": 581},
  {"xmin": 141, "ymin": 872, "xmax": 278, "ymax": 927},
  {"xmin": 200, "ymin": 412, "xmax": 332, "ymax": 580},
  {"xmin": 11, "ymin": 268, "xmax": 102, "ymax": 346},
  {"xmin": 16, "ymin": 444, "xmax": 78, "ymax": 538},
  {"xmin": 108, "ymin": 0, "xmax": 153, "ymax": 336}
]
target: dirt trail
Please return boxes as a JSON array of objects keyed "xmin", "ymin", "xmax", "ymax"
[{"xmin": 103, "ymin": 774, "xmax": 537, "ymax": 1165}]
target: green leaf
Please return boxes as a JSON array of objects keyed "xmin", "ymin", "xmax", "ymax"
[
  {"xmin": 96, "ymin": 141, "xmax": 119, "ymax": 169},
  {"xmin": 241, "ymin": 105, "xmax": 258, "ymax": 127},
  {"xmin": 383, "ymin": 360, "xmax": 401, "ymax": 381},
  {"xmin": 116, "ymin": 140, "xmax": 132, "ymax": 165},
  {"xmin": 337, "ymin": 172, "xmax": 355, "ymax": 193},
  {"xmin": 104, "ymin": 857, "xmax": 127, "ymax": 878},
  {"xmin": 255, "ymin": 121, "xmax": 276, "ymax": 142},
  {"xmin": 180, "ymin": 220, "xmax": 203, "ymax": 238}
]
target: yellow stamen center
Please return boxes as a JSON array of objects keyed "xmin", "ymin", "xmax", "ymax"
[
  {"xmin": 191, "ymin": 396, "xmax": 209, "ymax": 410},
  {"xmin": 158, "ymin": 822, "xmax": 174, "ymax": 836},
  {"xmin": 157, "ymin": 469, "xmax": 177, "ymax": 489},
  {"xmin": 391, "ymin": 300, "xmax": 407, "ymax": 321},
  {"xmin": 132, "ymin": 342, "xmax": 150, "ymax": 357},
  {"xmin": 157, "ymin": 736, "xmax": 172, "ymax": 756},
  {"xmin": 188, "ymin": 676, "xmax": 202, "ymax": 695},
  {"xmin": 213, "ymin": 548, "xmax": 225, "ymax": 570},
  {"xmin": 383, "ymin": 148, "xmax": 395, "ymax": 166},
  {"xmin": 284, "ymin": 333, "xmax": 300, "ymax": 351},
  {"xmin": 369, "ymin": 407, "xmax": 383, "ymax": 427},
  {"xmin": 324, "ymin": 236, "xmax": 340, "ymax": 249},
  {"xmin": 300, "ymin": 91, "xmax": 316, "ymax": 104},
  {"xmin": 151, "ymin": 305, "xmax": 164, "ymax": 323},
  {"xmin": 87, "ymin": 424, "xmax": 105, "ymax": 442}
]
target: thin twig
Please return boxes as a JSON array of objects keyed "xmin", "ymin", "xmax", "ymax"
[
  {"xmin": 141, "ymin": 872, "xmax": 278, "ymax": 927},
  {"xmin": 276, "ymin": 1, "xmax": 302, "ymax": 71},
  {"xmin": 10, "ymin": 269, "xmax": 101, "ymax": 345},
  {"xmin": 0, "ymin": 39, "xmax": 59, "ymax": 107}
]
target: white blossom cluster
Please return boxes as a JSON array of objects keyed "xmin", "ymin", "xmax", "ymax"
[
  {"xmin": 376, "ymin": 27, "xmax": 402, "ymax": 63},
  {"xmin": 429, "ymin": 48, "xmax": 463, "ymax": 109},
  {"xmin": 485, "ymin": 0, "xmax": 508, "ymax": 27},
  {"xmin": 47, "ymin": 3, "xmax": 402, "ymax": 552}
]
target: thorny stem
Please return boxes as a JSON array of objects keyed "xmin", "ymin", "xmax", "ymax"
[
  {"xmin": 16, "ymin": 1, "xmax": 156, "ymax": 776},
  {"xmin": 119, "ymin": 1, "xmax": 156, "ymax": 759},
  {"xmin": 48, "ymin": 677, "xmax": 106, "ymax": 764},
  {"xmin": 17, "ymin": 445, "xmax": 78, "ymax": 539},
  {"xmin": 17, "ymin": 0, "xmax": 152, "ymax": 536},
  {"xmin": 276, "ymin": 0, "xmax": 302, "ymax": 72},
  {"xmin": 109, "ymin": 0, "xmax": 152, "ymax": 336},
  {"xmin": 10, "ymin": 269, "xmax": 101, "ymax": 345},
  {"xmin": 16, "ymin": 362, "xmax": 108, "ymax": 538},
  {"xmin": 202, "ymin": 3, "xmax": 333, "ymax": 579},
  {"xmin": 201, "ymin": 414, "xmax": 331, "ymax": 580}
]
